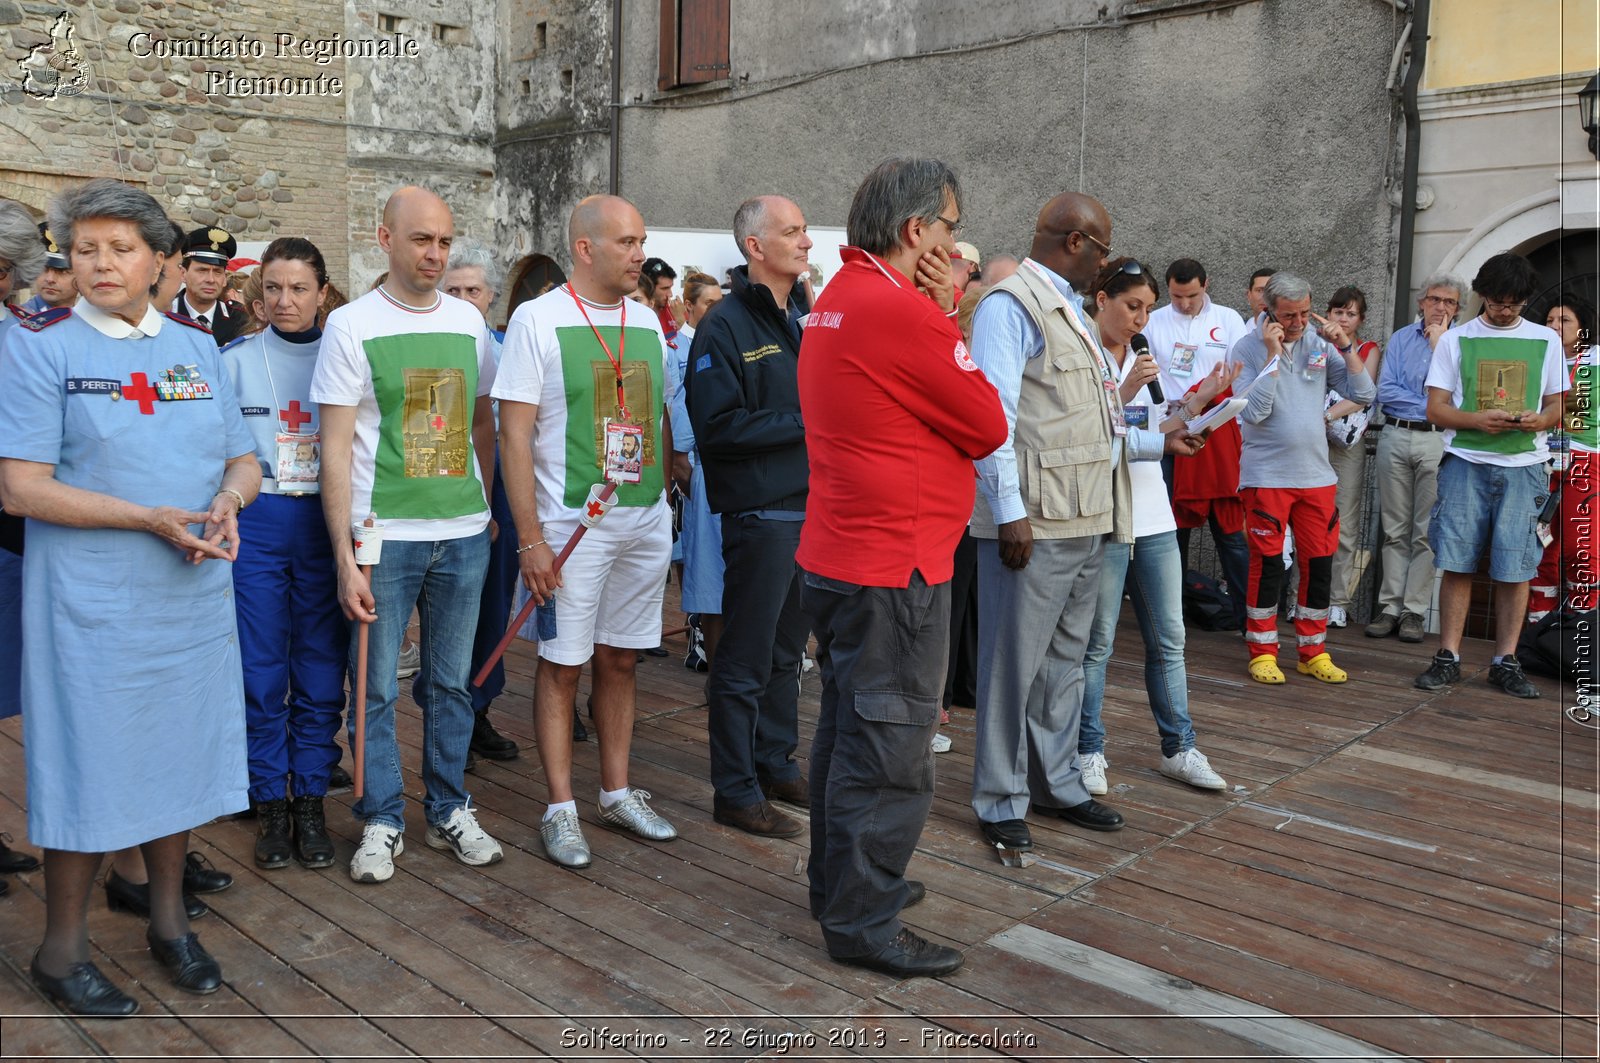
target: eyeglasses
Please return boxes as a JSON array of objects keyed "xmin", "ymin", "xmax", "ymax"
[
  {"xmin": 1482, "ymin": 299, "xmax": 1528, "ymax": 313},
  {"xmin": 1072, "ymin": 230, "xmax": 1114, "ymax": 257},
  {"xmin": 1421, "ymin": 294, "xmax": 1460, "ymax": 308},
  {"xmin": 935, "ymin": 214, "xmax": 964, "ymax": 237}
]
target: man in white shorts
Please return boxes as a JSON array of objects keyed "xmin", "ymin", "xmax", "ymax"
[{"xmin": 495, "ymin": 194, "xmax": 678, "ymax": 868}]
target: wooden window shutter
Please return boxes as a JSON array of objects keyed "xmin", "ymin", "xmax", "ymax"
[
  {"xmin": 657, "ymin": 0, "xmax": 677, "ymax": 91},
  {"xmin": 674, "ymin": 0, "xmax": 729, "ymax": 86}
]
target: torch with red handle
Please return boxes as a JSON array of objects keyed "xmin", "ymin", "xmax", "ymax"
[{"xmin": 472, "ymin": 482, "xmax": 617, "ymax": 688}]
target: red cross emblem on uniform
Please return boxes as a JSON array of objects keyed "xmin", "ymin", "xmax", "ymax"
[
  {"xmin": 123, "ymin": 372, "xmax": 159, "ymax": 415},
  {"xmin": 586, "ymin": 499, "xmax": 605, "ymax": 519},
  {"xmin": 281, "ymin": 400, "xmax": 312, "ymax": 431}
]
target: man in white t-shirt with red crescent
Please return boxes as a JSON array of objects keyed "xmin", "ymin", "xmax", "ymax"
[
  {"xmin": 1142, "ymin": 257, "xmax": 1249, "ymax": 626},
  {"xmin": 313, "ymin": 186, "xmax": 503, "ymax": 884},
  {"xmin": 1414, "ymin": 251, "xmax": 1569, "ymax": 699},
  {"xmin": 495, "ymin": 194, "xmax": 679, "ymax": 869}
]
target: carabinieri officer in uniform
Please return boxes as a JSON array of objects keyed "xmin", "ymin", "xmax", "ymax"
[{"xmin": 173, "ymin": 225, "xmax": 242, "ymax": 346}]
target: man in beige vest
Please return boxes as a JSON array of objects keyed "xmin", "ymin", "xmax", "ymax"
[{"xmin": 967, "ymin": 192, "xmax": 1139, "ymax": 853}]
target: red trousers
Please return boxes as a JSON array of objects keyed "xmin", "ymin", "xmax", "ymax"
[
  {"xmin": 1242, "ymin": 485, "xmax": 1339, "ymax": 662},
  {"xmin": 1529, "ymin": 451, "xmax": 1598, "ymax": 621}
]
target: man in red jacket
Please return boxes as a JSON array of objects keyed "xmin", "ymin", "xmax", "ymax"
[{"xmin": 797, "ymin": 157, "xmax": 1007, "ymax": 979}]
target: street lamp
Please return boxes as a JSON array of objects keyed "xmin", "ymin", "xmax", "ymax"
[{"xmin": 1580, "ymin": 73, "xmax": 1599, "ymax": 159}]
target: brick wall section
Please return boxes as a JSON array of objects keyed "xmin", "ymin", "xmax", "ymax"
[{"xmin": 0, "ymin": 0, "xmax": 494, "ymax": 295}]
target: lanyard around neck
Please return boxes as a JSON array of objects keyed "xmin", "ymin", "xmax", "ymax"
[{"xmin": 567, "ymin": 284, "xmax": 629, "ymax": 419}]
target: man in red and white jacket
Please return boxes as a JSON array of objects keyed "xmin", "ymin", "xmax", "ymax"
[{"xmin": 797, "ymin": 157, "xmax": 1006, "ymax": 981}]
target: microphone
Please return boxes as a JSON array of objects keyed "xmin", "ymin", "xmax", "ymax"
[{"xmin": 1131, "ymin": 332, "xmax": 1164, "ymax": 404}]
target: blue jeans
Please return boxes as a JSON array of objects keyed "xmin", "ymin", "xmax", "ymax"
[
  {"xmin": 350, "ymin": 529, "xmax": 490, "ymax": 830},
  {"xmin": 1080, "ymin": 531, "xmax": 1197, "ymax": 758}
]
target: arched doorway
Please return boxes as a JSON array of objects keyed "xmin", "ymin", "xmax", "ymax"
[
  {"xmin": 507, "ymin": 254, "xmax": 566, "ymax": 316},
  {"xmin": 1526, "ymin": 228, "xmax": 1599, "ymax": 321}
]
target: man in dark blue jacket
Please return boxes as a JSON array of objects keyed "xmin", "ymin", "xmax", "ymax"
[{"xmin": 686, "ymin": 195, "xmax": 814, "ymax": 837}]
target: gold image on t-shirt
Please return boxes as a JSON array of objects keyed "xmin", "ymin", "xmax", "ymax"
[
  {"xmin": 589, "ymin": 360, "xmax": 656, "ymax": 470},
  {"xmin": 401, "ymin": 366, "xmax": 470, "ymax": 478},
  {"xmin": 1474, "ymin": 360, "xmax": 1526, "ymax": 414}
]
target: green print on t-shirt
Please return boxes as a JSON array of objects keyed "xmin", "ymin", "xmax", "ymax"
[
  {"xmin": 555, "ymin": 323, "xmax": 664, "ymax": 509},
  {"xmin": 364, "ymin": 331, "xmax": 487, "ymax": 519},
  {"xmin": 1454, "ymin": 335, "xmax": 1547, "ymax": 455}
]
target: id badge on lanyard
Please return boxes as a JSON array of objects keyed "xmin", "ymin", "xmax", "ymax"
[
  {"xmin": 602, "ymin": 418, "xmax": 644, "ymax": 484},
  {"xmin": 276, "ymin": 432, "xmax": 321, "ymax": 494}
]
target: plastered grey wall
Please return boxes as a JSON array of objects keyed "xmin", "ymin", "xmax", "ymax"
[{"xmin": 604, "ymin": 0, "xmax": 1405, "ymax": 330}]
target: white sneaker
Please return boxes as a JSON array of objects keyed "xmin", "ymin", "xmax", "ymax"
[
  {"xmin": 396, "ymin": 641, "xmax": 420, "ymax": 680},
  {"xmin": 1080, "ymin": 752, "xmax": 1109, "ymax": 796},
  {"xmin": 1158, "ymin": 748, "xmax": 1226, "ymax": 790},
  {"xmin": 425, "ymin": 803, "xmax": 504, "ymax": 866},
  {"xmin": 930, "ymin": 732, "xmax": 952, "ymax": 754},
  {"xmin": 350, "ymin": 822, "xmax": 404, "ymax": 883},
  {"xmin": 1328, "ymin": 605, "xmax": 1348, "ymax": 628}
]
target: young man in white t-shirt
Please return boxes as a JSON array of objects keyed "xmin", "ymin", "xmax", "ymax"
[
  {"xmin": 312, "ymin": 186, "xmax": 503, "ymax": 883},
  {"xmin": 1415, "ymin": 252, "xmax": 1569, "ymax": 699},
  {"xmin": 495, "ymin": 194, "xmax": 678, "ymax": 869}
]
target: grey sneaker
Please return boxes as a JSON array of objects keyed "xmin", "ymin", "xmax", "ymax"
[
  {"xmin": 597, "ymin": 788, "xmax": 678, "ymax": 842},
  {"xmin": 540, "ymin": 808, "xmax": 592, "ymax": 868},
  {"xmin": 396, "ymin": 640, "xmax": 420, "ymax": 680},
  {"xmin": 1364, "ymin": 612, "xmax": 1399, "ymax": 638},
  {"xmin": 1397, "ymin": 612, "xmax": 1426, "ymax": 643},
  {"xmin": 1415, "ymin": 650, "xmax": 1461, "ymax": 691}
]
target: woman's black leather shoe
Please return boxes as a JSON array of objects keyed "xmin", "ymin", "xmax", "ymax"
[
  {"xmin": 30, "ymin": 953, "xmax": 139, "ymax": 1016},
  {"xmin": 182, "ymin": 851, "xmax": 233, "ymax": 894},
  {"xmin": 0, "ymin": 835, "xmax": 41, "ymax": 873},
  {"xmin": 147, "ymin": 932, "xmax": 223, "ymax": 994},
  {"xmin": 105, "ymin": 870, "xmax": 208, "ymax": 920}
]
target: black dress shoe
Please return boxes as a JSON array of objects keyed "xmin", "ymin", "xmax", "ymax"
[
  {"xmin": 105, "ymin": 870, "xmax": 208, "ymax": 920},
  {"xmin": 470, "ymin": 713, "xmax": 520, "ymax": 760},
  {"xmin": 643, "ymin": 645, "xmax": 669, "ymax": 657},
  {"xmin": 1033, "ymin": 799, "xmax": 1125, "ymax": 832},
  {"xmin": 759, "ymin": 774, "xmax": 810, "ymax": 808},
  {"xmin": 183, "ymin": 852, "xmax": 233, "ymax": 894},
  {"xmin": 979, "ymin": 818, "xmax": 1033, "ymax": 851},
  {"xmin": 327, "ymin": 764, "xmax": 354, "ymax": 795},
  {"xmin": 905, "ymin": 879, "xmax": 926, "ymax": 908},
  {"xmin": 254, "ymin": 799, "xmax": 293, "ymax": 870},
  {"xmin": 147, "ymin": 932, "xmax": 223, "ymax": 994},
  {"xmin": 832, "ymin": 928, "xmax": 963, "ymax": 978},
  {"xmin": 0, "ymin": 835, "xmax": 41, "ymax": 873},
  {"xmin": 31, "ymin": 953, "xmax": 139, "ymax": 1017},
  {"xmin": 0, "ymin": 876, "xmax": 8, "ymax": 896},
  {"xmin": 572, "ymin": 706, "xmax": 589, "ymax": 743}
]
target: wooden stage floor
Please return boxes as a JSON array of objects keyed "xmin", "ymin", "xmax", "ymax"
[{"xmin": 0, "ymin": 598, "xmax": 1595, "ymax": 1061}]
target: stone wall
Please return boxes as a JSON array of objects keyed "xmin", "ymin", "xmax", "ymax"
[{"xmin": 0, "ymin": 0, "xmax": 497, "ymax": 298}]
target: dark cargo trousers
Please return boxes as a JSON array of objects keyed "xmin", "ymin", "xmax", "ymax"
[{"xmin": 801, "ymin": 569, "xmax": 949, "ymax": 959}]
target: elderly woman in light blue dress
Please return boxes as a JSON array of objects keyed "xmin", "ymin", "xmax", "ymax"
[
  {"xmin": 0, "ymin": 179, "xmax": 260, "ymax": 1017},
  {"xmin": 0, "ymin": 199, "xmax": 47, "ymax": 890}
]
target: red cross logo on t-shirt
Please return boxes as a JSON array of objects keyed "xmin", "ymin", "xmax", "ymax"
[
  {"xmin": 123, "ymin": 373, "xmax": 159, "ymax": 415},
  {"xmin": 431, "ymin": 414, "xmax": 446, "ymax": 431},
  {"xmin": 280, "ymin": 400, "xmax": 312, "ymax": 431}
]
